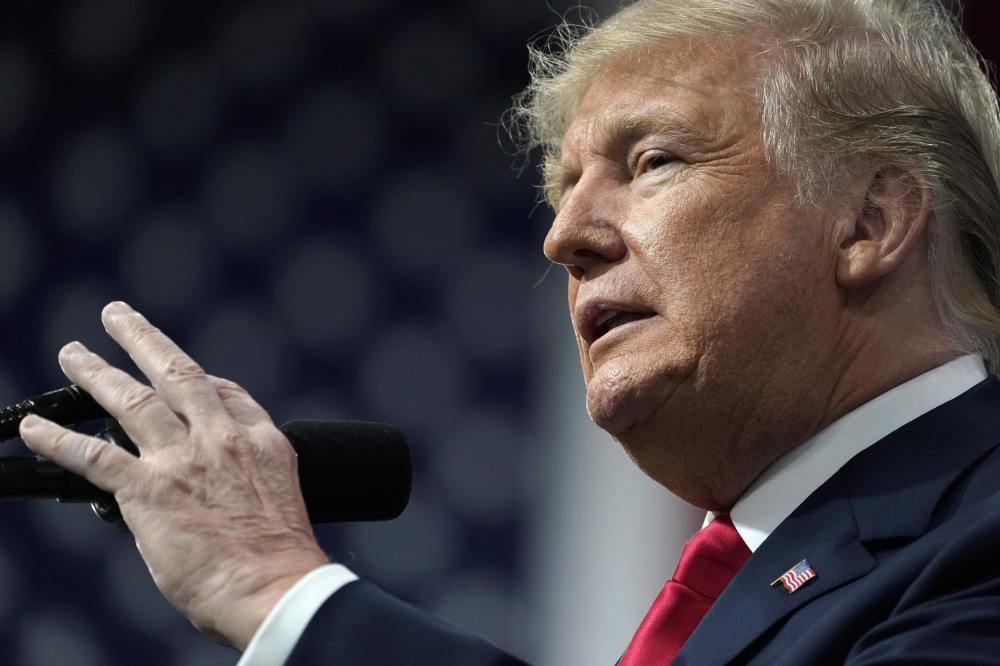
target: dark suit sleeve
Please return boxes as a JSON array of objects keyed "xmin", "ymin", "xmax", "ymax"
[
  {"xmin": 285, "ymin": 579, "xmax": 531, "ymax": 665},
  {"xmin": 845, "ymin": 502, "xmax": 1000, "ymax": 665}
]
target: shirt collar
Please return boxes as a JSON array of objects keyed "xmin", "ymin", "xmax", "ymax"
[{"xmin": 706, "ymin": 354, "xmax": 988, "ymax": 552}]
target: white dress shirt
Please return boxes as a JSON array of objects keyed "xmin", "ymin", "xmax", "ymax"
[{"xmin": 241, "ymin": 354, "xmax": 988, "ymax": 664}]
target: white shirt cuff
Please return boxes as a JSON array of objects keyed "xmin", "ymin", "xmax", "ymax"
[{"xmin": 237, "ymin": 563, "xmax": 359, "ymax": 666}]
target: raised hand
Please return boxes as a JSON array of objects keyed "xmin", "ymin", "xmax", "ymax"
[{"xmin": 18, "ymin": 301, "xmax": 329, "ymax": 649}]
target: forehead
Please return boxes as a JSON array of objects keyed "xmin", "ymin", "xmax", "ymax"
[{"xmin": 561, "ymin": 43, "xmax": 761, "ymax": 159}]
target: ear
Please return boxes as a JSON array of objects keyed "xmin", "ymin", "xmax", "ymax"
[{"xmin": 836, "ymin": 166, "xmax": 932, "ymax": 290}]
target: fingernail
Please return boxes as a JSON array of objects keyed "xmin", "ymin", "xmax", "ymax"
[
  {"xmin": 103, "ymin": 301, "xmax": 132, "ymax": 317},
  {"xmin": 58, "ymin": 342, "xmax": 88, "ymax": 373},
  {"xmin": 19, "ymin": 414, "xmax": 41, "ymax": 433},
  {"xmin": 61, "ymin": 341, "xmax": 88, "ymax": 355}
]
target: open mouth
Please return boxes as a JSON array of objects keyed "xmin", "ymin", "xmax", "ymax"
[{"xmin": 584, "ymin": 307, "xmax": 656, "ymax": 344}]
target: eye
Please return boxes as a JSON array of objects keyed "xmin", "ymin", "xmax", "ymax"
[{"xmin": 634, "ymin": 150, "xmax": 677, "ymax": 176}]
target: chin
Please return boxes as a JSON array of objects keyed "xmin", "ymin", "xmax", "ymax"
[
  {"xmin": 584, "ymin": 349, "xmax": 696, "ymax": 434},
  {"xmin": 585, "ymin": 372, "xmax": 658, "ymax": 436}
]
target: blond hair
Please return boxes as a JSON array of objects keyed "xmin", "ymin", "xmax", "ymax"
[{"xmin": 510, "ymin": 0, "xmax": 1000, "ymax": 372}]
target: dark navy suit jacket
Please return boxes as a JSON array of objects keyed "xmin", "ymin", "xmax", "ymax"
[{"xmin": 287, "ymin": 378, "xmax": 1000, "ymax": 665}]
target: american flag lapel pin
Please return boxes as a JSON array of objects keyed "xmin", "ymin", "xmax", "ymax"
[{"xmin": 770, "ymin": 559, "xmax": 817, "ymax": 594}]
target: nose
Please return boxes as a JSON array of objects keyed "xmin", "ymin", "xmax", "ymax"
[{"xmin": 543, "ymin": 178, "xmax": 627, "ymax": 276}]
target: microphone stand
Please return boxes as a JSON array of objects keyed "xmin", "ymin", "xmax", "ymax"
[{"xmin": 0, "ymin": 418, "xmax": 134, "ymax": 525}]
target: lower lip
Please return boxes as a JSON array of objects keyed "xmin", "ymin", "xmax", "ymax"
[{"xmin": 588, "ymin": 314, "xmax": 658, "ymax": 357}]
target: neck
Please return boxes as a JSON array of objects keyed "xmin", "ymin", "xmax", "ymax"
[
  {"xmin": 634, "ymin": 314, "xmax": 961, "ymax": 512},
  {"xmin": 821, "ymin": 255, "xmax": 966, "ymax": 435}
]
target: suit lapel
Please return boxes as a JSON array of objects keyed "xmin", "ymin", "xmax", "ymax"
[
  {"xmin": 675, "ymin": 474, "xmax": 875, "ymax": 665},
  {"xmin": 676, "ymin": 377, "xmax": 1000, "ymax": 665}
]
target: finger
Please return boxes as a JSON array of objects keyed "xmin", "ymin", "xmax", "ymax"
[
  {"xmin": 100, "ymin": 301, "xmax": 225, "ymax": 420},
  {"xmin": 207, "ymin": 376, "xmax": 273, "ymax": 428},
  {"xmin": 19, "ymin": 415, "xmax": 139, "ymax": 494},
  {"xmin": 57, "ymin": 341, "xmax": 187, "ymax": 451}
]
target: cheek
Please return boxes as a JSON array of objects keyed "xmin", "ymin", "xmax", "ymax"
[
  {"xmin": 627, "ymin": 197, "xmax": 742, "ymax": 321},
  {"xmin": 624, "ymin": 196, "xmax": 830, "ymax": 393},
  {"xmin": 683, "ymin": 218, "xmax": 830, "ymax": 362},
  {"xmin": 566, "ymin": 277, "xmax": 594, "ymax": 379}
]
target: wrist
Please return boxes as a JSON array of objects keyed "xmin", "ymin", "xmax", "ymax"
[{"xmin": 212, "ymin": 548, "xmax": 331, "ymax": 650}]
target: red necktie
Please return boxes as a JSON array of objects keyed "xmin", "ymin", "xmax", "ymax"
[{"xmin": 619, "ymin": 514, "xmax": 752, "ymax": 666}]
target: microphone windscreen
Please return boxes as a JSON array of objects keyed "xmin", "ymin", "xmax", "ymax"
[{"xmin": 280, "ymin": 420, "xmax": 411, "ymax": 524}]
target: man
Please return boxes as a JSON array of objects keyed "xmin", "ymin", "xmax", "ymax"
[{"xmin": 17, "ymin": 0, "xmax": 1000, "ymax": 663}]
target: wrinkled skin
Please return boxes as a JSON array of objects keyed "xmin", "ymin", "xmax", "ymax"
[
  {"xmin": 19, "ymin": 302, "xmax": 328, "ymax": 649},
  {"xmin": 543, "ymin": 44, "xmax": 955, "ymax": 510}
]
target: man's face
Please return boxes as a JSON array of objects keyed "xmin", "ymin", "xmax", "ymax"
[{"xmin": 544, "ymin": 45, "xmax": 851, "ymax": 508}]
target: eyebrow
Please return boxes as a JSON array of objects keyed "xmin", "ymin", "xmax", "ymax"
[
  {"xmin": 544, "ymin": 108, "xmax": 703, "ymax": 208},
  {"xmin": 597, "ymin": 108, "xmax": 702, "ymax": 147}
]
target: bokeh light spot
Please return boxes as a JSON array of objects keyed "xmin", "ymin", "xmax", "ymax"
[
  {"xmin": 371, "ymin": 170, "xmax": 483, "ymax": 278},
  {"xmin": 445, "ymin": 248, "xmax": 531, "ymax": 360},
  {"xmin": 135, "ymin": 54, "xmax": 223, "ymax": 156},
  {"xmin": 204, "ymin": 144, "xmax": 299, "ymax": 254},
  {"xmin": 52, "ymin": 128, "xmax": 142, "ymax": 237},
  {"xmin": 188, "ymin": 303, "xmax": 292, "ymax": 405},
  {"xmin": 378, "ymin": 18, "xmax": 485, "ymax": 117},
  {"xmin": 283, "ymin": 86, "xmax": 384, "ymax": 191},
  {"xmin": 358, "ymin": 322, "xmax": 467, "ymax": 431},
  {"xmin": 120, "ymin": 206, "xmax": 215, "ymax": 317},
  {"xmin": 0, "ymin": 203, "xmax": 40, "ymax": 309},
  {"xmin": 272, "ymin": 235, "xmax": 380, "ymax": 358},
  {"xmin": 62, "ymin": 0, "xmax": 149, "ymax": 72}
]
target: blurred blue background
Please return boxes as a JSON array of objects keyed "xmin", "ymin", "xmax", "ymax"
[
  {"xmin": 0, "ymin": 1, "xmax": 996, "ymax": 665},
  {"xmin": 0, "ymin": 1, "xmax": 627, "ymax": 663}
]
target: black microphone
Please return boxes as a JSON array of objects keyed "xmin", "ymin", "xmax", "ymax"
[
  {"xmin": 0, "ymin": 384, "xmax": 103, "ymax": 441},
  {"xmin": 0, "ymin": 386, "xmax": 411, "ymax": 525}
]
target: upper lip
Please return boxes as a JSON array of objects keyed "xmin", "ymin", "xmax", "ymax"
[{"xmin": 575, "ymin": 299, "xmax": 656, "ymax": 346}]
